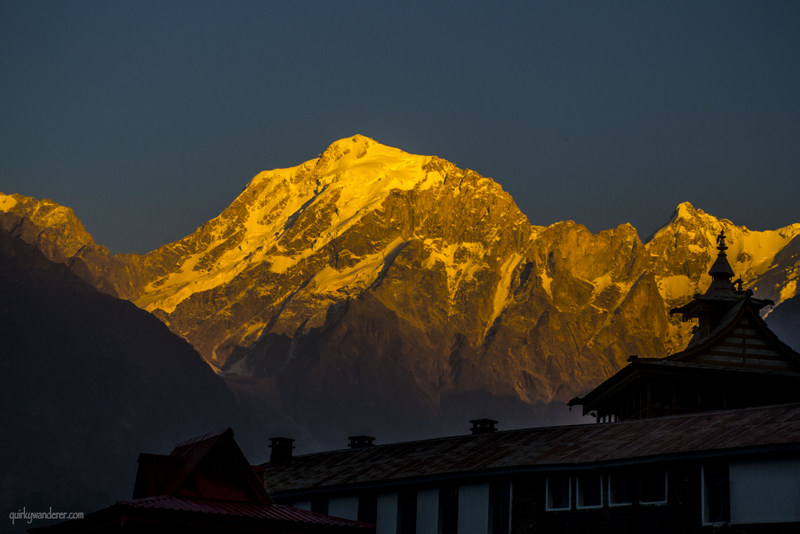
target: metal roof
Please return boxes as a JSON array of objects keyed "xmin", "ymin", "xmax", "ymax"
[
  {"xmin": 150, "ymin": 426, "xmax": 273, "ymax": 505},
  {"xmin": 263, "ymin": 403, "xmax": 800, "ymax": 494},
  {"xmin": 119, "ymin": 496, "xmax": 369, "ymax": 527}
]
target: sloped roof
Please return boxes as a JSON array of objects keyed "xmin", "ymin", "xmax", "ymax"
[
  {"xmin": 134, "ymin": 427, "xmax": 272, "ymax": 505},
  {"xmin": 571, "ymin": 295, "xmax": 800, "ymax": 414},
  {"xmin": 262, "ymin": 403, "xmax": 800, "ymax": 495},
  {"xmin": 668, "ymin": 297, "xmax": 800, "ymax": 366},
  {"xmin": 119, "ymin": 496, "xmax": 368, "ymax": 526},
  {"xmin": 132, "ymin": 453, "xmax": 183, "ymax": 498},
  {"xmin": 568, "ymin": 355, "xmax": 800, "ymax": 416},
  {"xmin": 30, "ymin": 496, "xmax": 371, "ymax": 533},
  {"xmin": 35, "ymin": 428, "xmax": 371, "ymax": 532}
]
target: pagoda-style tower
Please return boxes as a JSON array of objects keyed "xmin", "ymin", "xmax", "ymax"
[
  {"xmin": 570, "ymin": 230, "xmax": 800, "ymax": 422},
  {"xmin": 671, "ymin": 229, "xmax": 773, "ymax": 341}
]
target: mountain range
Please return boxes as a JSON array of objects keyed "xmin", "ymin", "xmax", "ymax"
[{"xmin": 2, "ymin": 134, "xmax": 799, "ymax": 458}]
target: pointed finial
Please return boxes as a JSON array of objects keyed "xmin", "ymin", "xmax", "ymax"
[
  {"xmin": 716, "ymin": 229, "xmax": 728, "ymax": 254},
  {"xmin": 708, "ymin": 228, "xmax": 735, "ymax": 281}
]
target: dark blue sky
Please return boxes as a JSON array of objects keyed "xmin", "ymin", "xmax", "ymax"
[{"xmin": 2, "ymin": 1, "xmax": 799, "ymax": 253}]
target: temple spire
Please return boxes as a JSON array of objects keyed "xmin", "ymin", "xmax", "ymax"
[
  {"xmin": 707, "ymin": 229, "xmax": 735, "ymax": 285},
  {"xmin": 716, "ymin": 230, "xmax": 728, "ymax": 252},
  {"xmin": 670, "ymin": 227, "xmax": 773, "ymax": 339}
]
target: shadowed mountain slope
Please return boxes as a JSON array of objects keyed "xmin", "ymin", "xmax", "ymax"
[{"xmin": 0, "ymin": 229, "xmax": 290, "ymax": 522}]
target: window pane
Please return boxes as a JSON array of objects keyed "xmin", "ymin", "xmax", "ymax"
[
  {"xmin": 547, "ymin": 476, "xmax": 571, "ymax": 510},
  {"xmin": 577, "ymin": 473, "xmax": 602, "ymax": 508},
  {"xmin": 639, "ymin": 467, "xmax": 667, "ymax": 503},
  {"xmin": 609, "ymin": 472, "xmax": 632, "ymax": 505}
]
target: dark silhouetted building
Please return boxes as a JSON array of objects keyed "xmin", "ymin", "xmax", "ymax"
[
  {"xmin": 31, "ymin": 428, "xmax": 371, "ymax": 533},
  {"xmin": 262, "ymin": 406, "xmax": 800, "ymax": 533}
]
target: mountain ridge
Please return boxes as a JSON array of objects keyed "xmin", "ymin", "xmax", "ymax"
[{"xmin": 3, "ymin": 135, "xmax": 799, "ymax": 444}]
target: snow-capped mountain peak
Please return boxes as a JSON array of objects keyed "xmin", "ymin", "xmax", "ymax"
[
  {"xmin": 133, "ymin": 136, "xmax": 451, "ymax": 315},
  {"xmin": 2, "ymin": 138, "xmax": 798, "ymax": 421}
]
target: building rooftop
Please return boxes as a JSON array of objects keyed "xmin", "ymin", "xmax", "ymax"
[
  {"xmin": 116, "ymin": 496, "xmax": 368, "ymax": 526},
  {"xmin": 263, "ymin": 403, "xmax": 800, "ymax": 495},
  {"xmin": 33, "ymin": 427, "xmax": 371, "ymax": 532}
]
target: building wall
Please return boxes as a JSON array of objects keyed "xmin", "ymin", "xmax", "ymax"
[
  {"xmin": 291, "ymin": 499, "xmax": 311, "ymax": 510},
  {"xmin": 511, "ymin": 462, "xmax": 702, "ymax": 534},
  {"xmin": 281, "ymin": 481, "xmax": 503, "ymax": 534},
  {"xmin": 329, "ymin": 495, "xmax": 359, "ymax": 521},
  {"xmin": 416, "ymin": 487, "xmax": 439, "ymax": 534},
  {"xmin": 729, "ymin": 458, "xmax": 800, "ymax": 524},
  {"xmin": 458, "ymin": 483, "xmax": 490, "ymax": 534},
  {"xmin": 376, "ymin": 492, "xmax": 398, "ymax": 534},
  {"xmin": 277, "ymin": 457, "xmax": 800, "ymax": 534},
  {"xmin": 373, "ymin": 483, "xmax": 497, "ymax": 534}
]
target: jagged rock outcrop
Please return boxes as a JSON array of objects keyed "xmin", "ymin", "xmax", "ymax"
[{"xmin": 3, "ymin": 135, "xmax": 799, "ymax": 444}]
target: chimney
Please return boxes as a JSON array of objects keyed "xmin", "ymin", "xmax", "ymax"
[
  {"xmin": 470, "ymin": 419, "xmax": 498, "ymax": 435},
  {"xmin": 269, "ymin": 437, "xmax": 295, "ymax": 464},
  {"xmin": 348, "ymin": 435, "xmax": 376, "ymax": 449}
]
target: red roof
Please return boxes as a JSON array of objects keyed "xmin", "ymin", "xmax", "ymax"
[
  {"xmin": 119, "ymin": 495, "xmax": 368, "ymax": 526},
  {"xmin": 134, "ymin": 427, "xmax": 273, "ymax": 505},
  {"xmin": 32, "ymin": 428, "xmax": 371, "ymax": 532}
]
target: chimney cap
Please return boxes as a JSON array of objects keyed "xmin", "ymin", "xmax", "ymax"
[
  {"xmin": 348, "ymin": 435, "xmax": 376, "ymax": 449},
  {"xmin": 268, "ymin": 437, "xmax": 295, "ymax": 463},
  {"xmin": 269, "ymin": 436, "xmax": 295, "ymax": 447},
  {"xmin": 469, "ymin": 419, "xmax": 498, "ymax": 434}
]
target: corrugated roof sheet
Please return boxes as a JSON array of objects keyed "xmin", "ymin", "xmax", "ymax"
[
  {"xmin": 120, "ymin": 496, "xmax": 369, "ymax": 527},
  {"xmin": 263, "ymin": 403, "xmax": 800, "ymax": 494},
  {"xmin": 169, "ymin": 427, "xmax": 231, "ymax": 475}
]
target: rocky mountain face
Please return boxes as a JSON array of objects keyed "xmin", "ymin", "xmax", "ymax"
[{"xmin": 2, "ymin": 135, "xmax": 799, "ymax": 446}]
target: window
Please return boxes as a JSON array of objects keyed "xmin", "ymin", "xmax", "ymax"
[
  {"xmin": 608, "ymin": 471, "xmax": 633, "ymax": 506},
  {"xmin": 639, "ymin": 466, "xmax": 667, "ymax": 505},
  {"xmin": 577, "ymin": 473, "xmax": 603, "ymax": 508},
  {"xmin": 703, "ymin": 462, "xmax": 730, "ymax": 524},
  {"xmin": 546, "ymin": 475, "xmax": 571, "ymax": 511}
]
